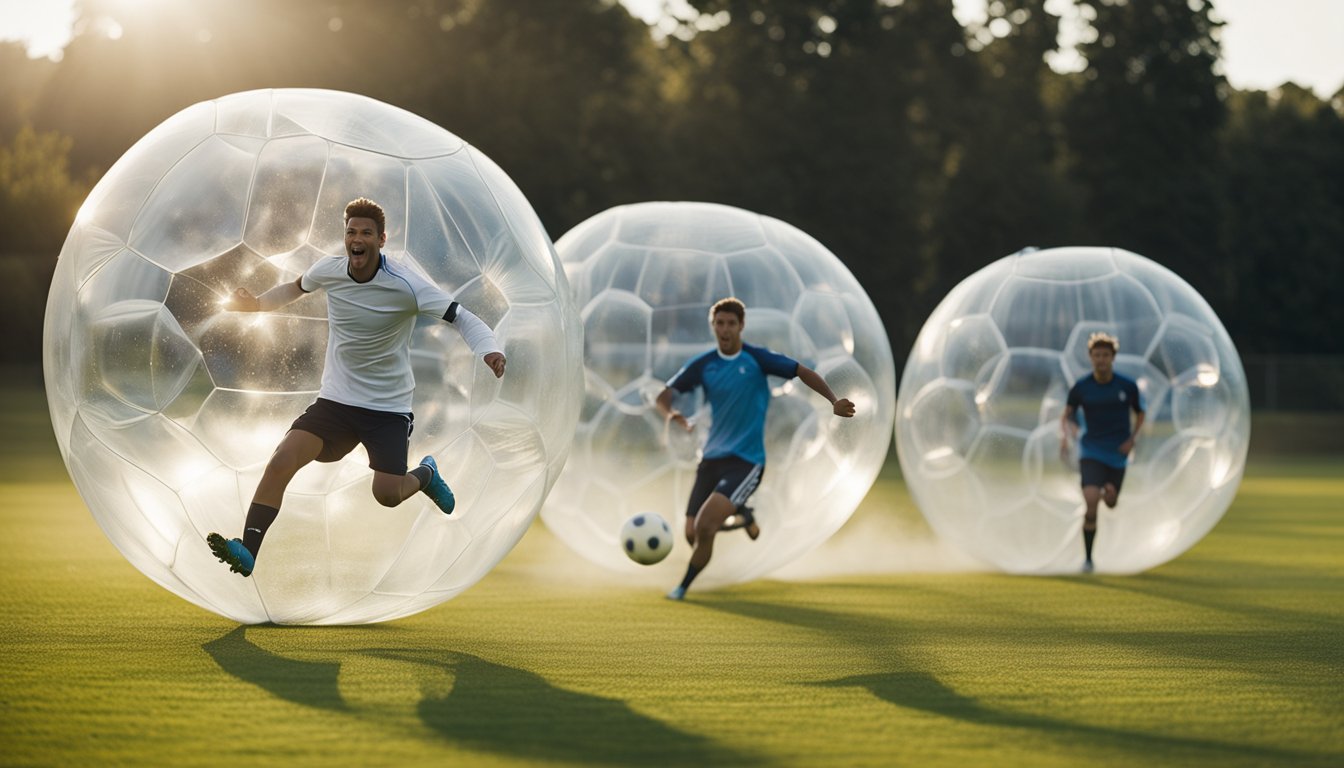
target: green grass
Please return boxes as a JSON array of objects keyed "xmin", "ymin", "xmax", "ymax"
[{"xmin": 2, "ymin": 387, "xmax": 1341, "ymax": 767}]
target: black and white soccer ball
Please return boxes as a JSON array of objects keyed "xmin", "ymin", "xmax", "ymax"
[{"xmin": 619, "ymin": 513, "xmax": 673, "ymax": 565}]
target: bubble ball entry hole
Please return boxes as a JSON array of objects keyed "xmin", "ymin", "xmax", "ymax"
[
  {"xmin": 542, "ymin": 201, "xmax": 897, "ymax": 588},
  {"xmin": 895, "ymin": 247, "xmax": 1250, "ymax": 575},
  {"xmin": 43, "ymin": 89, "xmax": 582, "ymax": 624}
]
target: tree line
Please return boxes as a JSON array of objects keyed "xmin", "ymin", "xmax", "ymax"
[{"xmin": 4, "ymin": 0, "xmax": 1342, "ymax": 366}]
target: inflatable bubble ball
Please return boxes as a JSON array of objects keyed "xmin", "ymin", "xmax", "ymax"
[
  {"xmin": 895, "ymin": 246, "xmax": 1250, "ymax": 574},
  {"xmin": 43, "ymin": 89, "xmax": 582, "ymax": 624},
  {"xmin": 541, "ymin": 201, "xmax": 896, "ymax": 587}
]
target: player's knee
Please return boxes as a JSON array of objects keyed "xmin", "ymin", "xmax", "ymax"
[
  {"xmin": 695, "ymin": 515, "xmax": 719, "ymax": 539},
  {"xmin": 372, "ymin": 487, "xmax": 402, "ymax": 507},
  {"xmin": 264, "ymin": 449, "xmax": 302, "ymax": 478}
]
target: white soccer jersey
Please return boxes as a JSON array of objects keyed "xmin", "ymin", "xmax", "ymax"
[{"xmin": 300, "ymin": 253, "xmax": 500, "ymax": 412}]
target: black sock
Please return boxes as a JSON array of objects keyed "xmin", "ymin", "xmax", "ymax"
[
  {"xmin": 1083, "ymin": 528, "xmax": 1096, "ymax": 561},
  {"xmin": 679, "ymin": 563, "xmax": 702, "ymax": 591},
  {"xmin": 409, "ymin": 465, "xmax": 432, "ymax": 492},
  {"xmin": 242, "ymin": 503, "xmax": 280, "ymax": 557}
]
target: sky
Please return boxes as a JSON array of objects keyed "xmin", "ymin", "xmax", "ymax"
[{"xmin": 3, "ymin": 0, "xmax": 1343, "ymax": 98}]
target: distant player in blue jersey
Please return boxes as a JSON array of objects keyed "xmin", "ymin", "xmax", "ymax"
[
  {"xmin": 205, "ymin": 197, "xmax": 506, "ymax": 578},
  {"xmin": 655, "ymin": 297, "xmax": 855, "ymax": 600},
  {"xmin": 1059, "ymin": 332, "xmax": 1145, "ymax": 573}
]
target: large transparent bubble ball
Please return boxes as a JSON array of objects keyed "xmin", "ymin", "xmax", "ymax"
[
  {"xmin": 895, "ymin": 247, "xmax": 1250, "ymax": 574},
  {"xmin": 541, "ymin": 202, "xmax": 896, "ymax": 587},
  {"xmin": 43, "ymin": 89, "xmax": 582, "ymax": 624}
]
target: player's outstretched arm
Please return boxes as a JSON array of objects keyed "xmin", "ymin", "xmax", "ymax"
[
  {"xmin": 483, "ymin": 351, "xmax": 506, "ymax": 378},
  {"xmin": 447, "ymin": 304, "xmax": 506, "ymax": 378},
  {"xmin": 796, "ymin": 365, "xmax": 855, "ymax": 417},
  {"xmin": 655, "ymin": 387, "xmax": 692, "ymax": 432},
  {"xmin": 224, "ymin": 278, "xmax": 306, "ymax": 313}
]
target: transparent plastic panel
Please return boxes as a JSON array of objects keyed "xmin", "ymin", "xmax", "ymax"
[
  {"xmin": 242, "ymin": 135, "xmax": 328, "ymax": 256},
  {"xmin": 130, "ymin": 134, "xmax": 260, "ymax": 273}
]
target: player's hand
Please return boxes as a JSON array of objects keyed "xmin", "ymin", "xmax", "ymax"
[
  {"xmin": 1059, "ymin": 438, "xmax": 1070, "ymax": 461},
  {"xmin": 225, "ymin": 287, "xmax": 260, "ymax": 312},
  {"xmin": 1118, "ymin": 438, "xmax": 1135, "ymax": 456},
  {"xmin": 484, "ymin": 352, "xmax": 506, "ymax": 378},
  {"xmin": 832, "ymin": 398, "xmax": 856, "ymax": 418},
  {"xmin": 668, "ymin": 411, "xmax": 692, "ymax": 432}
]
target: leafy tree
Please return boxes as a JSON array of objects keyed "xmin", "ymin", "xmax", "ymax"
[
  {"xmin": 0, "ymin": 124, "xmax": 93, "ymax": 362},
  {"xmin": 1221, "ymin": 85, "xmax": 1344, "ymax": 353},
  {"xmin": 1062, "ymin": 0, "xmax": 1226, "ymax": 302},
  {"xmin": 932, "ymin": 0, "xmax": 1084, "ymax": 296}
]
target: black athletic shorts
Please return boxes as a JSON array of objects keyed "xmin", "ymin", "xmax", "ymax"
[
  {"xmin": 685, "ymin": 456, "xmax": 764, "ymax": 518},
  {"xmin": 1080, "ymin": 458, "xmax": 1126, "ymax": 492},
  {"xmin": 289, "ymin": 398, "xmax": 414, "ymax": 475}
]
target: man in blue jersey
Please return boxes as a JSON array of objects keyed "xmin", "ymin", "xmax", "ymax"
[
  {"xmin": 1059, "ymin": 332, "xmax": 1145, "ymax": 573},
  {"xmin": 205, "ymin": 197, "xmax": 506, "ymax": 578},
  {"xmin": 655, "ymin": 297, "xmax": 855, "ymax": 600}
]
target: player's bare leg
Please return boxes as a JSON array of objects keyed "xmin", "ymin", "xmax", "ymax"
[
  {"xmin": 209, "ymin": 429, "xmax": 322, "ymax": 576},
  {"xmin": 252, "ymin": 430, "xmax": 324, "ymax": 508},
  {"xmin": 1081, "ymin": 484, "xmax": 1101, "ymax": 573},
  {"xmin": 372, "ymin": 470, "xmax": 428, "ymax": 508},
  {"xmin": 667, "ymin": 492, "xmax": 735, "ymax": 600},
  {"xmin": 1102, "ymin": 482, "xmax": 1119, "ymax": 509}
]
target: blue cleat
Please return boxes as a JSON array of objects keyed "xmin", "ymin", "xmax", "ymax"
[
  {"xmin": 419, "ymin": 455, "xmax": 455, "ymax": 515},
  {"xmin": 665, "ymin": 585, "xmax": 687, "ymax": 601},
  {"xmin": 207, "ymin": 533, "xmax": 254, "ymax": 577}
]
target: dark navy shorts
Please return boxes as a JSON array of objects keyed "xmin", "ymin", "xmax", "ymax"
[
  {"xmin": 686, "ymin": 456, "xmax": 764, "ymax": 518},
  {"xmin": 290, "ymin": 398, "xmax": 413, "ymax": 475},
  {"xmin": 1080, "ymin": 458, "xmax": 1126, "ymax": 492}
]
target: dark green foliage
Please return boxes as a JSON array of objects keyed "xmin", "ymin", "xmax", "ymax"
[{"xmin": 3, "ymin": 0, "xmax": 1342, "ymax": 363}]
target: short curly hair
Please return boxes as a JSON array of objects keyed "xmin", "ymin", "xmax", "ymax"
[
  {"xmin": 344, "ymin": 197, "xmax": 386, "ymax": 236},
  {"xmin": 1087, "ymin": 332, "xmax": 1119, "ymax": 353},
  {"xmin": 709, "ymin": 297, "xmax": 746, "ymax": 323}
]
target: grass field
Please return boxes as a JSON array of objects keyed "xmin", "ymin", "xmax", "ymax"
[{"xmin": 2, "ymin": 384, "xmax": 1341, "ymax": 767}]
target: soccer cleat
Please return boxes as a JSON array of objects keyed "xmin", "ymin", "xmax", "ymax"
[
  {"xmin": 419, "ymin": 455, "xmax": 456, "ymax": 515},
  {"xmin": 665, "ymin": 585, "xmax": 687, "ymax": 601},
  {"xmin": 1081, "ymin": 559, "xmax": 1095, "ymax": 574},
  {"xmin": 207, "ymin": 533, "xmax": 255, "ymax": 577}
]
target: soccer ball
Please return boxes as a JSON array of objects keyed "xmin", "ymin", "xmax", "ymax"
[
  {"xmin": 43, "ymin": 89, "xmax": 582, "ymax": 624},
  {"xmin": 541, "ymin": 202, "xmax": 896, "ymax": 587},
  {"xmin": 620, "ymin": 513, "xmax": 674, "ymax": 565},
  {"xmin": 895, "ymin": 247, "xmax": 1250, "ymax": 574}
]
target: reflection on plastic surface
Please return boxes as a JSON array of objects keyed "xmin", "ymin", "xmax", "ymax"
[
  {"xmin": 43, "ymin": 89, "xmax": 581, "ymax": 624},
  {"xmin": 895, "ymin": 247, "xmax": 1250, "ymax": 574},
  {"xmin": 542, "ymin": 202, "xmax": 896, "ymax": 587}
]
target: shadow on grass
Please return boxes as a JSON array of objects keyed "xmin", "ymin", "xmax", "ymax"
[
  {"xmin": 366, "ymin": 648, "xmax": 761, "ymax": 767},
  {"xmin": 702, "ymin": 596, "xmax": 1327, "ymax": 766},
  {"xmin": 811, "ymin": 671, "xmax": 1318, "ymax": 765},
  {"xmin": 202, "ymin": 627, "xmax": 347, "ymax": 712},
  {"xmin": 203, "ymin": 628, "xmax": 759, "ymax": 767}
]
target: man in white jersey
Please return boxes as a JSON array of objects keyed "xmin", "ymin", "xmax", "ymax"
[{"xmin": 206, "ymin": 197, "xmax": 506, "ymax": 577}]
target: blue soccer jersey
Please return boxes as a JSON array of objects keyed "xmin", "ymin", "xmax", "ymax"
[
  {"xmin": 1066, "ymin": 373, "xmax": 1144, "ymax": 468},
  {"xmin": 666, "ymin": 343, "xmax": 800, "ymax": 465}
]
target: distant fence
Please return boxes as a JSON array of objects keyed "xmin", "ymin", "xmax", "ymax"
[{"xmin": 1242, "ymin": 355, "xmax": 1344, "ymax": 412}]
